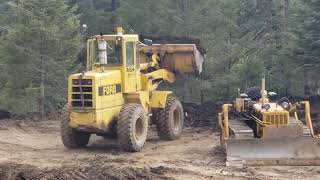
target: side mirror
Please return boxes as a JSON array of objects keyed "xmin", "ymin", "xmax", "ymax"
[
  {"xmin": 268, "ymin": 92, "xmax": 277, "ymax": 96},
  {"xmin": 240, "ymin": 93, "xmax": 248, "ymax": 98},
  {"xmin": 144, "ymin": 39, "xmax": 153, "ymax": 46}
]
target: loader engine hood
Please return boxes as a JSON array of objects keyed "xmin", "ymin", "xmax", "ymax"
[
  {"xmin": 253, "ymin": 103, "xmax": 285, "ymax": 113},
  {"xmin": 68, "ymin": 70, "xmax": 122, "ymax": 109}
]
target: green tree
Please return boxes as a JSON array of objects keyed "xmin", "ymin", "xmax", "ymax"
[
  {"xmin": 70, "ymin": 0, "xmax": 119, "ymax": 35},
  {"xmin": 295, "ymin": 0, "xmax": 320, "ymax": 65},
  {"xmin": 0, "ymin": 0, "xmax": 317, "ymax": 114},
  {"xmin": 0, "ymin": 0, "xmax": 81, "ymax": 115}
]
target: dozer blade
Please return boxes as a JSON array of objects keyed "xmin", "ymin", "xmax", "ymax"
[{"xmin": 227, "ymin": 138, "xmax": 320, "ymax": 166}]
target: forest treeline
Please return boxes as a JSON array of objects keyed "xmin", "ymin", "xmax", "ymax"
[{"xmin": 0, "ymin": 0, "xmax": 319, "ymax": 114}]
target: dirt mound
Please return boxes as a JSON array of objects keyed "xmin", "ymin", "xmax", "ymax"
[
  {"xmin": 0, "ymin": 162, "xmax": 170, "ymax": 180},
  {"xmin": 139, "ymin": 35, "xmax": 206, "ymax": 55},
  {"xmin": 315, "ymin": 124, "xmax": 320, "ymax": 135},
  {"xmin": 0, "ymin": 110, "xmax": 10, "ymax": 120},
  {"xmin": 306, "ymin": 96, "xmax": 320, "ymax": 135},
  {"xmin": 183, "ymin": 101, "xmax": 223, "ymax": 128}
]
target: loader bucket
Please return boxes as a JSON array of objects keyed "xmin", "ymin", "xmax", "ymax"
[
  {"xmin": 139, "ymin": 44, "xmax": 204, "ymax": 75},
  {"xmin": 227, "ymin": 138, "xmax": 320, "ymax": 166}
]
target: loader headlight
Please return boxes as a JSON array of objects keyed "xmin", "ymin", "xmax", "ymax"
[
  {"xmin": 281, "ymin": 102, "xmax": 290, "ymax": 109},
  {"xmin": 116, "ymin": 36, "xmax": 122, "ymax": 44}
]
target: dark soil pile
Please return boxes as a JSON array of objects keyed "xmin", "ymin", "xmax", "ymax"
[
  {"xmin": 0, "ymin": 162, "xmax": 171, "ymax": 180},
  {"xmin": 0, "ymin": 110, "xmax": 10, "ymax": 120},
  {"xmin": 183, "ymin": 101, "xmax": 223, "ymax": 128},
  {"xmin": 315, "ymin": 124, "xmax": 320, "ymax": 135},
  {"xmin": 306, "ymin": 96, "xmax": 320, "ymax": 134},
  {"xmin": 139, "ymin": 35, "xmax": 206, "ymax": 55}
]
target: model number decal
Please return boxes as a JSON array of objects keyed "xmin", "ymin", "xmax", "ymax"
[
  {"xmin": 127, "ymin": 67, "xmax": 135, "ymax": 73},
  {"xmin": 98, "ymin": 84, "xmax": 121, "ymax": 96}
]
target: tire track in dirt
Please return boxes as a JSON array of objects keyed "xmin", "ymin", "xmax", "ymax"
[{"xmin": 1, "ymin": 120, "xmax": 320, "ymax": 179}]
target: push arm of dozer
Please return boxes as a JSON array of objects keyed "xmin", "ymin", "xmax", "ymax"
[
  {"xmin": 218, "ymin": 104, "xmax": 232, "ymax": 141},
  {"xmin": 302, "ymin": 101, "xmax": 315, "ymax": 137},
  {"xmin": 290, "ymin": 101, "xmax": 315, "ymax": 137}
]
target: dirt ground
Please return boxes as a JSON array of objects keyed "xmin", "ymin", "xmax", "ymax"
[{"xmin": 0, "ymin": 119, "xmax": 320, "ymax": 180}]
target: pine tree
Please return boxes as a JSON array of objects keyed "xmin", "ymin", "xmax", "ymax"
[{"xmin": 0, "ymin": 0, "xmax": 81, "ymax": 115}]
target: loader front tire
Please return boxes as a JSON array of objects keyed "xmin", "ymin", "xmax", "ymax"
[
  {"xmin": 117, "ymin": 104, "xmax": 148, "ymax": 152},
  {"xmin": 60, "ymin": 105, "xmax": 91, "ymax": 149},
  {"xmin": 156, "ymin": 96, "xmax": 184, "ymax": 140}
]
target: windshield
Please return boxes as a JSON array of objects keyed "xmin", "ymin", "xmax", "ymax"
[{"xmin": 92, "ymin": 40, "xmax": 122, "ymax": 65}]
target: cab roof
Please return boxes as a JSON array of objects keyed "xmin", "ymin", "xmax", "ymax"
[{"xmin": 90, "ymin": 34, "xmax": 139, "ymax": 41}]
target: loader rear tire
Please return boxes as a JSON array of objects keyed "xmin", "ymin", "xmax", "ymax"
[
  {"xmin": 156, "ymin": 96, "xmax": 184, "ymax": 140},
  {"xmin": 117, "ymin": 104, "xmax": 148, "ymax": 152},
  {"xmin": 60, "ymin": 105, "xmax": 91, "ymax": 149}
]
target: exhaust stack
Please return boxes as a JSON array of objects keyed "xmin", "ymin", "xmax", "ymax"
[
  {"xmin": 261, "ymin": 78, "xmax": 266, "ymax": 105},
  {"xmin": 98, "ymin": 39, "xmax": 108, "ymax": 65}
]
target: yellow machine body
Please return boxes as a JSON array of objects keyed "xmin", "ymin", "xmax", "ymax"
[
  {"xmin": 234, "ymin": 98, "xmax": 292, "ymax": 137},
  {"xmin": 67, "ymin": 31, "xmax": 203, "ymax": 133},
  {"xmin": 219, "ymin": 88, "xmax": 320, "ymax": 166}
]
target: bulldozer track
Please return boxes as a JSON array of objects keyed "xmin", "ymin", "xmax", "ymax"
[
  {"xmin": 290, "ymin": 117, "xmax": 312, "ymax": 137},
  {"xmin": 229, "ymin": 119, "xmax": 254, "ymax": 139},
  {"xmin": 229, "ymin": 117, "xmax": 312, "ymax": 139}
]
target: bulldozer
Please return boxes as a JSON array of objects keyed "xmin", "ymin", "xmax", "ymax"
[
  {"xmin": 219, "ymin": 78, "xmax": 320, "ymax": 166},
  {"xmin": 60, "ymin": 27, "xmax": 204, "ymax": 152}
]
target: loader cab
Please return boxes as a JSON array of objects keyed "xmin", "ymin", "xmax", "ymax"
[{"xmin": 86, "ymin": 28, "xmax": 141, "ymax": 93}]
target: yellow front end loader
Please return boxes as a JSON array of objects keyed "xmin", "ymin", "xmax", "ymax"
[
  {"xmin": 60, "ymin": 27, "xmax": 204, "ymax": 152},
  {"xmin": 219, "ymin": 78, "xmax": 320, "ymax": 166}
]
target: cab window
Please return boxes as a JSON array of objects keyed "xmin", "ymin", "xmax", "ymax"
[
  {"xmin": 126, "ymin": 42, "xmax": 134, "ymax": 66},
  {"xmin": 87, "ymin": 41, "xmax": 93, "ymax": 69},
  {"xmin": 107, "ymin": 41, "xmax": 122, "ymax": 64},
  {"xmin": 93, "ymin": 40, "xmax": 122, "ymax": 65},
  {"xmin": 136, "ymin": 43, "xmax": 140, "ymax": 70}
]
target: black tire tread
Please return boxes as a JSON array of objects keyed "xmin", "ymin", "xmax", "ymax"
[
  {"xmin": 60, "ymin": 105, "xmax": 90, "ymax": 149},
  {"xmin": 117, "ymin": 103, "xmax": 147, "ymax": 152},
  {"xmin": 155, "ymin": 96, "xmax": 183, "ymax": 140}
]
